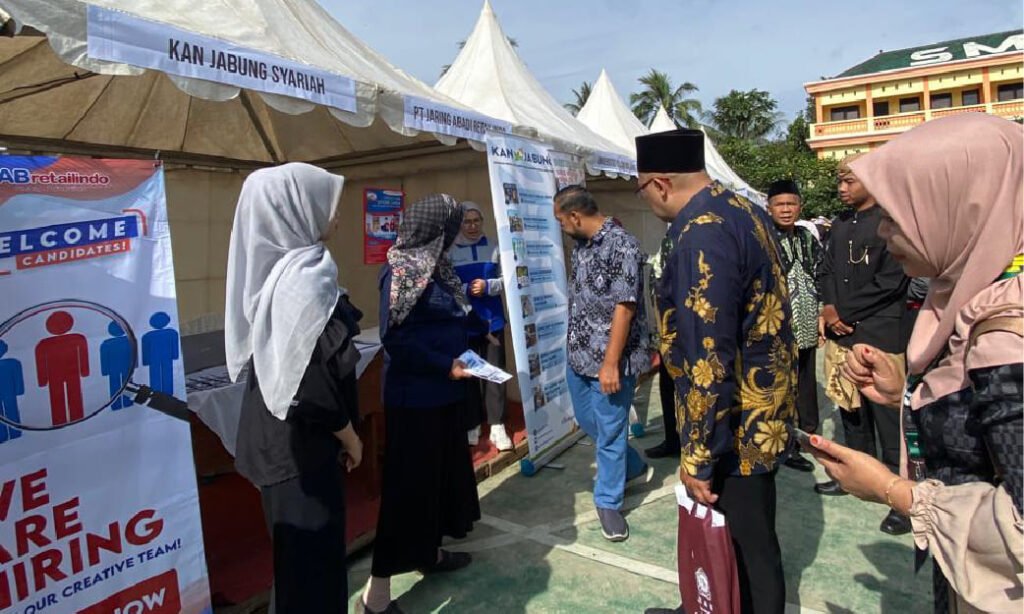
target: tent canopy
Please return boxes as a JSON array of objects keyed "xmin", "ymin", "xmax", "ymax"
[
  {"xmin": 0, "ymin": 0, "xmax": 502, "ymax": 165},
  {"xmin": 649, "ymin": 105, "xmax": 677, "ymax": 133},
  {"xmin": 575, "ymin": 69, "xmax": 648, "ymax": 155},
  {"xmin": 435, "ymin": 1, "xmax": 634, "ymax": 175},
  {"xmin": 645, "ymin": 105, "xmax": 763, "ymax": 203}
]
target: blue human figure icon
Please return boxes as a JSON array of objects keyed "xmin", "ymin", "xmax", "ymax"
[
  {"xmin": 142, "ymin": 312, "xmax": 179, "ymax": 395},
  {"xmin": 0, "ymin": 340, "xmax": 24, "ymax": 443},
  {"xmin": 101, "ymin": 322, "xmax": 135, "ymax": 410}
]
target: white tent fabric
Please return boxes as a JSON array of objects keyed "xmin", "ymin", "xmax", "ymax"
[
  {"xmin": 575, "ymin": 69, "xmax": 648, "ymax": 154},
  {"xmin": 649, "ymin": 105, "xmax": 677, "ymax": 133},
  {"xmin": 435, "ymin": 1, "xmax": 635, "ymax": 176},
  {"xmin": 0, "ymin": 0, "xmax": 495, "ymax": 163},
  {"xmin": 645, "ymin": 105, "xmax": 764, "ymax": 204}
]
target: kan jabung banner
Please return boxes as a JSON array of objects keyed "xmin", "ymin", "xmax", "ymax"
[
  {"xmin": 0, "ymin": 157, "xmax": 211, "ymax": 614},
  {"xmin": 484, "ymin": 133, "xmax": 576, "ymax": 461}
]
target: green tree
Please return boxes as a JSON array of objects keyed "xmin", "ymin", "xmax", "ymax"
[
  {"xmin": 709, "ymin": 89, "xmax": 783, "ymax": 142},
  {"xmin": 786, "ymin": 115, "xmax": 812, "ymax": 154},
  {"xmin": 629, "ymin": 69, "xmax": 703, "ymax": 128},
  {"xmin": 717, "ymin": 136, "xmax": 842, "ymax": 219},
  {"xmin": 441, "ymin": 37, "xmax": 518, "ymax": 77},
  {"xmin": 564, "ymin": 81, "xmax": 593, "ymax": 115}
]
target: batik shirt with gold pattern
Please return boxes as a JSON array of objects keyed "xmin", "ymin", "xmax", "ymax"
[{"xmin": 654, "ymin": 181, "xmax": 798, "ymax": 479}]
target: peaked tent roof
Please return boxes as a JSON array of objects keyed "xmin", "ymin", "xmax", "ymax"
[
  {"xmin": 645, "ymin": 106, "xmax": 763, "ymax": 203},
  {"xmin": 435, "ymin": 1, "xmax": 635, "ymax": 176},
  {"xmin": 0, "ymin": 0, "xmax": 492, "ymax": 165},
  {"xmin": 649, "ymin": 105, "xmax": 677, "ymax": 133},
  {"xmin": 575, "ymin": 69, "xmax": 648, "ymax": 154}
]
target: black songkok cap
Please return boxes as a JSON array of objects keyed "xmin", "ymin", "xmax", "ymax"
[
  {"xmin": 767, "ymin": 179, "xmax": 801, "ymax": 199},
  {"xmin": 635, "ymin": 129, "xmax": 704, "ymax": 173}
]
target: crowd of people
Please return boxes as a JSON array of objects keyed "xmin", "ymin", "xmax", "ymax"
[{"xmin": 223, "ymin": 112, "xmax": 1021, "ymax": 613}]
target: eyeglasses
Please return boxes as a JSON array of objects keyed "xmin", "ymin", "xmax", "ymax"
[
  {"xmin": 634, "ymin": 178, "xmax": 657, "ymax": 199},
  {"xmin": 462, "ymin": 218, "xmax": 483, "ymax": 226}
]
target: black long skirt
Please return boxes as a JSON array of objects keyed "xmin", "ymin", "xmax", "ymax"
[
  {"xmin": 261, "ymin": 462, "xmax": 347, "ymax": 614},
  {"xmin": 371, "ymin": 401, "xmax": 481, "ymax": 577}
]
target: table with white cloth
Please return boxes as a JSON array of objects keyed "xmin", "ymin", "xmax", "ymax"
[{"xmin": 185, "ymin": 327, "xmax": 383, "ymax": 457}]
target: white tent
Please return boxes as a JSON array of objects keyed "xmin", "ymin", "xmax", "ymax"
[
  {"xmin": 575, "ymin": 69, "xmax": 648, "ymax": 154},
  {"xmin": 0, "ymin": 0, "xmax": 494, "ymax": 165},
  {"xmin": 649, "ymin": 105, "xmax": 677, "ymax": 133},
  {"xmin": 646, "ymin": 105, "xmax": 764, "ymax": 204},
  {"xmin": 435, "ymin": 1, "xmax": 635, "ymax": 176}
]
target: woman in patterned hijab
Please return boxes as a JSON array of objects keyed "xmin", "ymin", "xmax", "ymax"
[
  {"xmin": 386, "ymin": 193, "xmax": 468, "ymax": 326},
  {"xmin": 364, "ymin": 193, "xmax": 483, "ymax": 614}
]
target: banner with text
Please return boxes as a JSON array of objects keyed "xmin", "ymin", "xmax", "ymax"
[
  {"xmin": 86, "ymin": 5, "xmax": 357, "ymax": 112},
  {"xmin": 485, "ymin": 134, "xmax": 576, "ymax": 459},
  {"xmin": 0, "ymin": 157, "xmax": 211, "ymax": 614},
  {"xmin": 363, "ymin": 188, "xmax": 403, "ymax": 265},
  {"xmin": 403, "ymin": 96, "xmax": 512, "ymax": 143}
]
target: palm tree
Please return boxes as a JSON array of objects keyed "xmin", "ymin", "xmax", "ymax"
[
  {"xmin": 441, "ymin": 37, "xmax": 518, "ymax": 77},
  {"xmin": 629, "ymin": 69, "xmax": 703, "ymax": 128},
  {"xmin": 564, "ymin": 81, "xmax": 593, "ymax": 115}
]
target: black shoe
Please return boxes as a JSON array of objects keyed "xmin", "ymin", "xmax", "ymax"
[
  {"xmin": 784, "ymin": 453, "xmax": 815, "ymax": 473},
  {"xmin": 363, "ymin": 600, "xmax": 404, "ymax": 614},
  {"xmin": 814, "ymin": 480, "xmax": 848, "ymax": 496},
  {"xmin": 644, "ymin": 607, "xmax": 683, "ymax": 614},
  {"xmin": 880, "ymin": 510, "xmax": 912, "ymax": 536},
  {"xmin": 597, "ymin": 507, "xmax": 629, "ymax": 542},
  {"xmin": 644, "ymin": 441, "xmax": 680, "ymax": 459},
  {"xmin": 418, "ymin": 549, "xmax": 472, "ymax": 574}
]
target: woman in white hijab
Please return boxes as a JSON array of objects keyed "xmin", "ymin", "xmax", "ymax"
[{"xmin": 226, "ymin": 163, "xmax": 363, "ymax": 614}]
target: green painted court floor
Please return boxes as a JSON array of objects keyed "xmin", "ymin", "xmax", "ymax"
[{"xmin": 345, "ymin": 369, "xmax": 931, "ymax": 613}]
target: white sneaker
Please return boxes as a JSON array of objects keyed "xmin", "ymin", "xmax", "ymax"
[
  {"xmin": 489, "ymin": 424, "xmax": 514, "ymax": 451},
  {"xmin": 468, "ymin": 426, "xmax": 480, "ymax": 446},
  {"xmin": 625, "ymin": 463, "xmax": 654, "ymax": 489}
]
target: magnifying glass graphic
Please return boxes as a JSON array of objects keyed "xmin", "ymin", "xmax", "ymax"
[{"xmin": 0, "ymin": 299, "xmax": 189, "ymax": 433}]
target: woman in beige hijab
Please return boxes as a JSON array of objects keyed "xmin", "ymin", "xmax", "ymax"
[{"xmin": 807, "ymin": 114, "xmax": 1022, "ymax": 613}]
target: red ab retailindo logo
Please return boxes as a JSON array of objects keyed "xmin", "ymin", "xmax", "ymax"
[{"xmin": 0, "ymin": 167, "xmax": 111, "ymax": 185}]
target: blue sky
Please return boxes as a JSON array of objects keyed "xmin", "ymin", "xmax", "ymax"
[{"xmin": 318, "ymin": 0, "xmax": 1022, "ymax": 130}]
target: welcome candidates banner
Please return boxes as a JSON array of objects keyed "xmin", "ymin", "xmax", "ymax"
[
  {"xmin": 0, "ymin": 157, "xmax": 211, "ymax": 614},
  {"xmin": 485, "ymin": 134, "xmax": 578, "ymax": 462}
]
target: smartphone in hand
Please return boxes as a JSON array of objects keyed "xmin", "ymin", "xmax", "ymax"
[{"xmin": 790, "ymin": 425, "xmax": 814, "ymax": 450}]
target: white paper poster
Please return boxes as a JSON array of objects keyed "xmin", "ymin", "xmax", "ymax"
[
  {"xmin": 485, "ymin": 134, "xmax": 576, "ymax": 460},
  {"xmin": 0, "ymin": 157, "xmax": 211, "ymax": 614}
]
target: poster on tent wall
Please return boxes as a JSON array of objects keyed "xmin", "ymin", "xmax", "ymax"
[
  {"xmin": 0, "ymin": 157, "xmax": 211, "ymax": 614},
  {"xmin": 485, "ymin": 133, "xmax": 575, "ymax": 460},
  {"xmin": 363, "ymin": 188, "xmax": 403, "ymax": 264}
]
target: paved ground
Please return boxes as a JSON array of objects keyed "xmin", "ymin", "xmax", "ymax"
[{"xmin": 345, "ymin": 369, "xmax": 931, "ymax": 613}]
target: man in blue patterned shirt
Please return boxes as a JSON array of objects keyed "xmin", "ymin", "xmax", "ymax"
[
  {"xmin": 637, "ymin": 130, "xmax": 795, "ymax": 614},
  {"xmin": 555, "ymin": 185, "xmax": 651, "ymax": 542}
]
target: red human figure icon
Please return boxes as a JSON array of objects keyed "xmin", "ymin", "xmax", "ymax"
[{"xmin": 35, "ymin": 311, "xmax": 90, "ymax": 426}]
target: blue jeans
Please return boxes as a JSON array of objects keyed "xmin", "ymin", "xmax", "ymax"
[{"xmin": 567, "ymin": 369, "xmax": 647, "ymax": 510}]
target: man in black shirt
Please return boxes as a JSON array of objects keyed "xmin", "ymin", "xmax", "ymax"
[{"xmin": 818, "ymin": 153, "xmax": 911, "ymax": 536}]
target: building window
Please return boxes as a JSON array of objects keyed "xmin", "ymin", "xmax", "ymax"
[
  {"xmin": 872, "ymin": 100, "xmax": 890, "ymax": 117},
  {"xmin": 930, "ymin": 93, "xmax": 953, "ymax": 109},
  {"xmin": 899, "ymin": 97, "xmax": 921, "ymax": 113},
  {"xmin": 961, "ymin": 89, "xmax": 980, "ymax": 106},
  {"xmin": 997, "ymin": 82, "xmax": 1024, "ymax": 102},
  {"xmin": 830, "ymin": 105, "xmax": 860, "ymax": 121}
]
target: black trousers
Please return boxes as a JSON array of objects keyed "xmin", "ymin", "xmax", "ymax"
[
  {"xmin": 658, "ymin": 363, "xmax": 680, "ymax": 451},
  {"xmin": 469, "ymin": 331, "xmax": 507, "ymax": 426},
  {"xmin": 261, "ymin": 463, "xmax": 347, "ymax": 614},
  {"xmin": 796, "ymin": 347, "xmax": 820, "ymax": 434},
  {"xmin": 840, "ymin": 395, "xmax": 901, "ymax": 473},
  {"xmin": 714, "ymin": 471, "xmax": 785, "ymax": 614}
]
